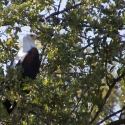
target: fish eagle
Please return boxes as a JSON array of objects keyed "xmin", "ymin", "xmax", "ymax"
[
  {"xmin": 13, "ymin": 34, "xmax": 40, "ymax": 79},
  {"xmin": 3, "ymin": 34, "xmax": 40, "ymax": 114}
]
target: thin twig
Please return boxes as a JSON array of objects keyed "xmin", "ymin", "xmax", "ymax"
[
  {"xmin": 57, "ymin": 0, "xmax": 62, "ymax": 12},
  {"xmin": 65, "ymin": 88, "xmax": 88, "ymax": 125},
  {"xmin": 39, "ymin": 44, "xmax": 48, "ymax": 63},
  {"xmin": 39, "ymin": 2, "xmax": 82, "ymax": 21},
  {"xmin": 72, "ymin": 0, "xmax": 76, "ymax": 4}
]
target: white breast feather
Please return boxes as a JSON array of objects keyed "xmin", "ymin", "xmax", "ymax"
[{"xmin": 13, "ymin": 34, "xmax": 36, "ymax": 67}]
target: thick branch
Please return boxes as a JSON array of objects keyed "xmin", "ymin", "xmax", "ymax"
[
  {"xmin": 107, "ymin": 119, "xmax": 125, "ymax": 125},
  {"xmin": 90, "ymin": 72, "xmax": 125, "ymax": 124},
  {"xmin": 97, "ymin": 106, "xmax": 125, "ymax": 125}
]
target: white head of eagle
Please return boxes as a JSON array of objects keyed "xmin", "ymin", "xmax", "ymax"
[{"xmin": 13, "ymin": 34, "xmax": 40, "ymax": 79}]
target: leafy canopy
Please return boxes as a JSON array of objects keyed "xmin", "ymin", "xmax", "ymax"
[{"xmin": 0, "ymin": 0, "xmax": 125, "ymax": 125}]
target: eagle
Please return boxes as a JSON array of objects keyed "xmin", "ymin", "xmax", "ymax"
[
  {"xmin": 3, "ymin": 34, "xmax": 40, "ymax": 114},
  {"xmin": 13, "ymin": 34, "xmax": 40, "ymax": 79}
]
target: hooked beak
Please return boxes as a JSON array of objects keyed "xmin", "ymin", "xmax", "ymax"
[{"xmin": 30, "ymin": 34, "xmax": 39, "ymax": 41}]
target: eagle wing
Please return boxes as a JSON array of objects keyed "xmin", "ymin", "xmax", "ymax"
[{"xmin": 16, "ymin": 47, "xmax": 40, "ymax": 79}]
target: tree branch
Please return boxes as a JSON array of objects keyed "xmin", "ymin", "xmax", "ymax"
[
  {"xmin": 97, "ymin": 106, "xmax": 125, "ymax": 125},
  {"xmin": 65, "ymin": 88, "xmax": 88, "ymax": 125},
  {"xmin": 57, "ymin": 0, "xmax": 62, "ymax": 12},
  {"xmin": 107, "ymin": 119, "xmax": 125, "ymax": 125},
  {"xmin": 39, "ymin": 2, "xmax": 82, "ymax": 21},
  {"xmin": 39, "ymin": 43, "xmax": 48, "ymax": 64},
  {"xmin": 90, "ymin": 72, "xmax": 125, "ymax": 124}
]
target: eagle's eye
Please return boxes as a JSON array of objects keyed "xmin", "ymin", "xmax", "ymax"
[
  {"xmin": 30, "ymin": 34, "xmax": 37, "ymax": 41},
  {"xmin": 30, "ymin": 35, "xmax": 34, "ymax": 37}
]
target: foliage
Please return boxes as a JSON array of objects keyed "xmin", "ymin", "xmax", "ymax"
[{"xmin": 0, "ymin": 0, "xmax": 125, "ymax": 125}]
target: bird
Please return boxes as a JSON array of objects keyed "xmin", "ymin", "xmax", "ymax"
[
  {"xmin": 3, "ymin": 34, "xmax": 40, "ymax": 114},
  {"xmin": 13, "ymin": 34, "xmax": 40, "ymax": 80}
]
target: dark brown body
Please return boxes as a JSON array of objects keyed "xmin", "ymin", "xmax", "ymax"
[{"xmin": 17, "ymin": 47, "xmax": 40, "ymax": 79}]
